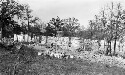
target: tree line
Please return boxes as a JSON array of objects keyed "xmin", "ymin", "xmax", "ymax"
[
  {"xmin": 1, "ymin": 0, "xmax": 125, "ymax": 56},
  {"xmin": 0, "ymin": 0, "xmax": 80, "ymax": 39},
  {"xmin": 86, "ymin": 2, "xmax": 125, "ymax": 56}
]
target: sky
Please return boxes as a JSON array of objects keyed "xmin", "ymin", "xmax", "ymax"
[{"xmin": 19, "ymin": 0, "xmax": 125, "ymax": 29}]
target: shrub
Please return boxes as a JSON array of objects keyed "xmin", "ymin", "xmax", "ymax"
[{"xmin": 18, "ymin": 45, "xmax": 38, "ymax": 61}]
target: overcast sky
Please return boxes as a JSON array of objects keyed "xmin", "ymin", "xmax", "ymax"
[{"xmin": 19, "ymin": 0, "xmax": 125, "ymax": 28}]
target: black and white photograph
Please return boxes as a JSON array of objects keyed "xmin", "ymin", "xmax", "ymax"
[{"xmin": 0, "ymin": 0, "xmax": 125, "ymax": 75}]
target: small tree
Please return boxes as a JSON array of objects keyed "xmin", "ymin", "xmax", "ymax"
[
  {"xmin": 45, "ymin": 16, "xmax": 64, "ymax": 44},
  {"xmin": 62, "ymin": 17, "xmax": 80, "ymax": 47},
  {"xmin": 48, "ymin": 16, "xmax": 64, "ymax": 36}
]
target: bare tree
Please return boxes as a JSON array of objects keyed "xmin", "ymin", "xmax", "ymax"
[{"xmin": 89, "ymin": 2, "xmax": 125, "ymax": 56}]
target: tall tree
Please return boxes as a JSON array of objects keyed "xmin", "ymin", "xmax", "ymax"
[
  {"xmin": 20, "ymin": 4, "xmax": 33, "ymax": 42},
  {"xmin": 44, "ymin": 16, "xmax": 64, "ymax": 44},
  {"xmin": 48, "ymin": 16, "xmax": 64, "ymax": 36},
  {"xmin": 23, "ymin": 4, "xmax": 33, "ymax": 33},
  {"xmin": 0, "ymin": 0, "xmax": 25, "ymax": 38}
]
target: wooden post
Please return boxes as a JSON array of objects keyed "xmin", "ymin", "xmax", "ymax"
[{"xmin": 0, "ymin": 28, "xmax": 2, "ymax": 41}]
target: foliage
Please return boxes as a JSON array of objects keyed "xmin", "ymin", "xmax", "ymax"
[
  {"xmin": 62, "ymin": 17, "xmax": 80, "ymax": 37},
  {"xmin": 83, "ymin": 30, "xmax": 94, "ymax": 39},
  {"xmin": 30, "ymin": 25, "xmax": 41, "ymax": 36},
  {"xmin": 45, "ymin": 16, "xmax": 64, "ymax": 36},
  {"xmin": 88, "ymin": 3, "xmax": 125, "ymax": 55},
  {"xmin": 45, "ymin": 23, "xmax": 56, "ymax": 36},
  {"xmin": 0, "ymin": 0, "xmax": 25, "ymax": 37}
]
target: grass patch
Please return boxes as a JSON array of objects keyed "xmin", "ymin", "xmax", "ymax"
[
  {"xmin": 0, "ymin": 44, "xmax": 125, "ymax": 75},
  {"xmin": 30, "ymin": 55, "xmax": 125, "ymax": 75}
]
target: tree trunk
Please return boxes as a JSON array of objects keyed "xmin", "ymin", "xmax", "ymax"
[
  {"xmin": 118, "ymin": 41, "xmax": 120, "ymax": 52},
  {"xmin": 113, "ymin": 38, "xmax": 117, "ymax": 56},
  {"xmin": 0, "ymin": 28, "xmax": 2, "ymax": 40},
  {"xmin": 105, "ymin": 42, "xmax": 109, "ymax": 55},
  {"xmin": 122, "ymin": 44, "xmax": 124, "ymax": 52},
  {"xmin": 97, "ymin": 40, "xmax": 101, "ymax": 50},
  {"xmin": 104, "ymin": 39, "xmax": 105, "ymax": 51},
  {"xmin": 39, "ymin": 35, "xmax": 41, "ymax": 43},
  {"xmin": 27, "ymin": 33, "xmax": 29, "ymax": 42},
  {"xmin": 69, "ymin": 37, "xmax": 71, "ymax": 47},
  {"xmin": 31, "ymin": 33, "xmax": 33, "ymax": 41},
  {"xmin": 105, "ymin": 41, "xmax": 112, "ymax": 56},
  {"xmin": 109, "ymin": 41, "xmax": 112, "ymax": 55},
  {"xmin": 16, "ymin": 34, "xmax": 18, "ymax": 42},
  {"xmin": 46, "ymin": 36, "xmax": 48, "ymax": 44},
  {"xmin": 82, "ymin": 38, "xmax": 85, "ymax": 50}
]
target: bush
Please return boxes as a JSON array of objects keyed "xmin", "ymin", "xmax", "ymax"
[{"xmin": 18, "ymin": 45, "xmax": 38, "ymax": 61}]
